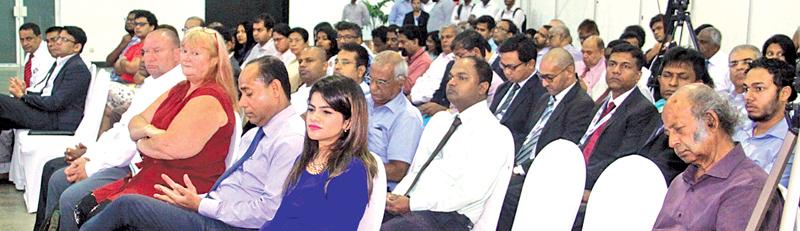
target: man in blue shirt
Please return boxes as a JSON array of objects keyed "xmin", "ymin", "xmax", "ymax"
[
  {"xmin": 368, "ymin": 51, "xmax": 424, "ymax": 191},
  {"xmin": 389, "ymin": 0, "xmax": 413, "ymax": 26},
  {"xmin": 78, "ymin": 56, "xmax": 306, "ymax": 230},
  {"xmin": 741, "ymin": 58, "xmax": 795, "ymax": 187}
]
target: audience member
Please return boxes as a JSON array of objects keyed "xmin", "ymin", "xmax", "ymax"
[
  {"xmin": 389, "ymin": 0, "xmax": 413, "ymax": 26},
  {"xmin": 546, "ymin": 25, "xmax": 582, "ymax": 67},
  {"xmin": 726, "ymin": 44, "xmax": 761, "ymax": 129},
  {"xmin": 342, "ymin": 0, "xmax": 372, "ymax": 28},
  {"xmin": 382, "ymin": 56, "xmax": 514, "ymax": 230},
  {"xmin": 233, "ymin": 21, "xmax": 256, "ymax": 64},
  {"xmin": 372, "ymin": 26, "xmax": 396, "ymax": 53},
  {"xmin": 471, "ymin": 0, "xmax": 499, "ymax": 19},
  {"xmin": 218, "ymin": 29, "xmax": 242, "ymax": 80},
  {"xmin": 618, "ymin": 31, "xmax": 641, "ymax": 49},
  {"xmin": 474, "ymin": 15, "xmax": 496, "ymax": 52},
  {"xmin": 327, "ymin": 21, "xmax": 369, "ymax": 75},
  {"xmin": 314, "ymin": 24, "xmax": 339, "ymax": 60},
  {"xmin": 182, "ymin": 16, "xmax": 205, "ymax": 33},
  {"xmin": 241, "ymin": 13, "xmax": 277, "ymax": 68},
  {"xmin": 272, "ymin": 23, "xmax": 294, "ymax": 65},
  {"xmin": 368, "ymin": 51, "xmax": 423, "ymax": 190},
  {"xmin": 17, "ymin": 23, "xmax": 56, "ymax": 89},
  {"xmin": 762, "ymin": 34, "xmax": 798, "ymax": 67},
  {"xmin": 496, "ymin": 0, "xmax": 526, "ymax": 30},
  {"xmin": 287, "ymin": 27, "xmax": 310, "ymax": 91},
  {"xmin": 403, "ymin": 0, "xmax": 429, "ymax": 30},
  {"xmin": 653, "ymin": 83, "xmax": 783, "ymax": 230},
  {"xmin": 398, "ymin": 25, "xmax": 433, "ymax": 95},
  {"xmin": 292, "ymin": 47, "xmax": 329, "ymax": 113},
  {"xmin": 622, "ymin": 25, "xmax": 646, "ymax": 49},
  {"xmin": 575, "ymin": 35, "xmax": 605, "ymax": 92},
  {"xmin": 261, "ymin": 75, "xmax": 378, "ymax": 230},
  {"xmin": 450, "ymin": 0, "xmax": 475, "ymax": 26},
  {"xmin": 497, "ymin": 47, "xmax": 594, "ymax": 230},
  {"xmin": 426, "ymin": 0, "xmax": 455, "ymax": 33},
  {"xmin": 105, "ymin": 10, "xmax": 138, "ymax": 67},
  {"xmin": 410, "ymin": 24, "xmax": 457, "ymax": 105},
  {"xmin": 698, "ymin": 26, "xmax": 731, "ymax": 93},
  {"xmin": 490, "ymin": 19, "xmax": 518, "ymax": 81},
  {"xmin": 533, "ymin": 25, "xmax": 550, "ymax": 50},
  {"xmin": 577, "ymin": 19, "xmax": 599, "ymax": 44},
  {"xmin": 426, "ymin": 31, "xmax": 442, "ymax": 58},
  {"xmin": 334, "ymin": 43, "xmax": 371, "ymax": 94}
]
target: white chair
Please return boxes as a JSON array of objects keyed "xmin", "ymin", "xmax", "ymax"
[
  {"xmin": 224, "ymin": 113, "xmax": 244, "ymax": 169},
  {"xmin": 776, "ymin": 185, "xmax": 800, "ymax": 230},
  {"xmin": 471, "ymin": 149, "xmax": 513, "ymax": 231},
  {"xmin": 10, "ymin": 67, "xmax": 110, "ymax": 213},
  {"xmin": 357, "ymin": 152, "xmax": 387, "ymax": 231},
  {"xmin": 582, "ymin": 155, "xmax": 667, "ymax": 231},
  {"xmin": 512, "ymin": 139, "xmax": 586, "ymax": 231}
]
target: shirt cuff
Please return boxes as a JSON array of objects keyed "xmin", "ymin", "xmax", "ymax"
[
  {"xmin": 409, "ymin": 196, "xmax": 432, "ymax": 211},
  {"xmin": 198, "ymin": 197, "xmax": 221, "ymax": 218}
]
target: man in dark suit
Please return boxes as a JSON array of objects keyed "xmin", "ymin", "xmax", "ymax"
[
  {"xmin": 490, "ymin": 35, "xmax": 546, "ymax": 150},
  {"xmin": 0, "ymin": 26, "xmax": 90, "ymax": 132},
  {"xmin": 402, "ymin": 0, "xmax": 429, "ymax": 30},
  {"xmin": 497, "ymin": 47, "xmax": 594, "ymax": 230}
]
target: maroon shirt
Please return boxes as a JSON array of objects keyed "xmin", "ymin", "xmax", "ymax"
[{"xmin": 653, "ymin": 144, "xmax": 783, "ymax": 230}]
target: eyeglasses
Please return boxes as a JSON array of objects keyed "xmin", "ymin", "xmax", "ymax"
[
  {"xmin": 494, "ymin": 27, "xmax": 509, "ymax": 33},
  {"xmin": 500, "ymin": 62, "xmax": 525, "ymax": 71},
  {"xmin": 538, "ymin": 65, "xmax": 571, "ymax": 81},
  {"xmin": 53, "ymin": 36, "xmax": 76, "ymax": 44},
  {"xmin": 729, "ymin": 58, "xmax": 754, "ymax": 67},
  {"xmin": 371, "ymin": 78, "xmax": 392, "ymax": 87},
  {"xmin": 133, "ymin": 22, "xmax": 149, "ymax": 27},
  {"xmin": 337, "ymin": 35, "xmax": 358, "ymax": 41}
]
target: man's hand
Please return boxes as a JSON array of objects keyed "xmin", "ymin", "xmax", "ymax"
[
  {"xmin": 8, "ymin": 77, "xmax": 25, "ymax": 98},
  {"xmin": 385, "ymin": 193, "xmax": 411, "ymax": 215},
  {"xmin": 418, "ymin": 102, "xmax": 448, "ymax": 116},
  {"xmin": 154, "ymin": 174, "xmax": 202, "ymax": 211},
  {"xmin": 64, "ymin": 157, "xmax": 89, "ymax": 183},
  {"xmin": 64, "ymin": 143, "xmax": 88, "ymax": 163}
]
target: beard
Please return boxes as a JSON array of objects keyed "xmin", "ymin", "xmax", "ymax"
[
  {"xmin": 401, "ymin": 48, "xmax": 410, "ymax": 57},
  {"xmin": 748, "ymin": 95, "xmax": 781, "ymax": 122}
]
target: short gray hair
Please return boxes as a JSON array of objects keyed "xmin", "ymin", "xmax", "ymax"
[
  {"xmin": 550, "ymin": 25, "xmax": 572, "ymax": 41},
  {"xmin": 440, "ymin": 24, "xmax": 462, "ymax": 35},
  {"xmin": 684, "ymin": 84, "xmax": 739, "ymax": 136},
  {"xmin": 729, "ymin": 44, "xmax": 761, "ymax": 59},
  {"xmin": 701, "ymin": 27, "xmax": 722, "ymax": 46},
  {"xmin": 372, "ymin": 51, "xmax": 407, "ymax": 81}
]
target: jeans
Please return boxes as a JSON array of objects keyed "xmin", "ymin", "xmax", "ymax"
[{"xmin": 45, "ymin": 165, "xmax": 129, "ymax": 231}]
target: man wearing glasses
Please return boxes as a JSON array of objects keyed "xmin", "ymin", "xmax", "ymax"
[
  {"xmin": 726, "ymin": 45, "xmax": 761, "ymax": 126},
  {"xmin": 113, "ymin": 10, "xmax": 156, "ymax": 84}
]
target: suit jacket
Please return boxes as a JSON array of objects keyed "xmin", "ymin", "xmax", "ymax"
[
  {"xmin": 403, "ymin": 11, "xmax": 430, "ymax": 29},
  {"xmin": 430, "ymin": 60, "xmax": 455, "ymax": 107},
  {"xmin": 585, "ymin": 87, "xmax": 658, "ymax": 189},
  {"xmin": 523, "ymin": 84, "xmax": 594, "ymax": 162},
  {"xmin": 490, "ymin": 75, "xmax": 546, "ymax": 148},
  {"xmin": 637, "ymin": 115, "xmax": 688, "ymax": 185},
  {"xmin": 21, "ymin": 55, "xmax": 91, "ymax": 131}
]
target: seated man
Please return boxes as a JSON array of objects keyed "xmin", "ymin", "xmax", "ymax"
[
  {"xmin": 334, "ymin": 43, "xmax": 370, "ymax": 94},
  {"xmin": 410, "ymin": 24, "xmax": 457, "ymax": 105},
  {"xmin": 398, "ymin": 25, "xmax": 432, "ymax": 95},
  {"xmin": 35, "ymin": 28, "xmax": 185, "ymax": 231},
  {"xmin": 77, "ymin": 56, "xmax": 305, "ymax": 230},
  {"xmin": 367, "ymin": 51, "xmax": 424, "ymax": 191},
  {"xmin": 291, "ymin": 47, "xmax": 329, "ymax": 114},
  {"xmin": 497, "ymin": 47, "xmax": 595, "ymax": 230},
  {"xmin": 727, "ymin": 45, "xmax": 761, "ymax": 133},
  {"xmin": 383, "ymin": 56, "xmax": 514, "ymax": 230},
  {"xmin": 653, "ymin": 83, "xmax": 783, "ymax": 230},
  {"xmin": 0, "ymin": 26, "xmax": 90, "ymax": 132},
  {"xmin": 741, "ymin": 58, "xmax": 795, "ymax": 187}
]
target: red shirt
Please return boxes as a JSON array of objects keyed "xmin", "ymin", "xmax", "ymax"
[{"xmin": 120, "ymin": 42, "xmax": 144, "ymax": 83}]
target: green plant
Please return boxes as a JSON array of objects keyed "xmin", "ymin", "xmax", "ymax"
[{"xmin": 363, "ymin": 0, "xmax": 393, "ymax": 27}]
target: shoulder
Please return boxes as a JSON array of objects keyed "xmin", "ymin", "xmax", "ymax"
[{"xmin": 727, "ymin": 158, "xmax": 769, "ymax": 188}]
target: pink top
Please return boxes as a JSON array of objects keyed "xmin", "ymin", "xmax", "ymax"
[
  {"xmin": 403, "ymin": 48, "xmax": 432, "ymax": 95},
  {"xmin": 575, "ymin": 57, "xmax": 605, "ymax": 92}
]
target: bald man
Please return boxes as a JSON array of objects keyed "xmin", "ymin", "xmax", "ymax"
[
  {"xmin": 575, "ymin": 36, "xmax": 606, "ymax": 92},
  {"xmin": 292, "ymin": 47, "xmax": 329, "ymax": 113},
  {"xmin": 497, "ymin": 48, "xmax": 594, "ymax": 230}
]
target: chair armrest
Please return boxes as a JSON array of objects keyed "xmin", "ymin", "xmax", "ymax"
[{"xmin": 27, "ymin": 130, "xmax": 75, "ymax": 136}]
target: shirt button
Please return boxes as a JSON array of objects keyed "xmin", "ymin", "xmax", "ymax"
[
  {"xmin": 689, "ymin": 188, "xmax": 694, "ymax": 192},
  {"xmin": 677, "ymin": 213, "xmax": 682, "ymax": 218}
]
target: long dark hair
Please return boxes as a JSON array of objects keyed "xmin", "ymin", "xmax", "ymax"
[
  {"xmin": 316, "ymin": 26, "xmax": 339, "ymax": 60},
  {"xmin": 284, "ymin": 75, "xmax": 377, "ymax": 196},
  {"xmin": 233, "ymin": 21, "xmax": 256, "ymax": 63},
  {"xmin": 762, "ymin": 34, "xmax": 798, "ymax": 67}
]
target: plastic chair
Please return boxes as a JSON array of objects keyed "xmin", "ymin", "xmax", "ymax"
[
  {"xmin": 512, "ymin": 139, "xmax": 586, "ymax": 231},
  {"xmin": 357, "ymin": 152, "xmax": 387, "ymax": 231},
  {"xmin": 776, "ymin": 185, "xmax": 800, "ymax": 230},
  {"xmin": 582, "ymin": 155, "xmax": 667, "ymax": 231},
  {"xmin": 471, "ymin": 148, "xmax": 514, "ymax": 231},
  {"xmin": 224, "ymin": 113, "xmax": 244, "ymax": 169}
]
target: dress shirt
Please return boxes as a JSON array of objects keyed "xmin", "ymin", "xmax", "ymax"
[
  {"xmin": 581, "ymin": 86, "xmax": 635, "ymax": 144},
  {"xmin": 342, "ymin": 1, "xmax": 372, "ymax": 27},
  {"xmin": 590, "ymin": 67, "xmax": 655, "ymax": 104},
  {"xmin": 535, "ymin": 47, "xmax": 550, "ymax": 71},
  {"xmin": 291, "ymin": 83, "xmax": 312, "ymax": 114},
  {"xmin": 198, "ymin": 107, "xmax": 305, "ymax": 228},
  {"xmin": 653, "ymin": 144, "xmax": 782, "ymax": 231},
  {"xmin": 83, "ymin": 65, "xmax": 186, "ymax": 176},
  {"xmin": 393, "ymin": 101, "xmax": 514, "ymax": 223},
  {"xmin": 30, "ymin": 53, "xmax": 75, "ymax": 96},
  {"xmin": 574, "ymin": 58, "xmax": 606, "ymax": 92},
  {"xmin": 359, "ymin": 81, "xmax": 371, "ymax": 95},
  {"xmin": 24, "ymin": 41, "xmax": 56, "ymax": 92},
  {"xmin": 495, "ymin": 7, "xmax": 526, "ymax": 30},
  {"xmin": 404, "ymin": 48, "xmax": 433, "ymax": 95},
  {"xmin": 422, "ymin": 0, "xmax": 435, "ymax": 12},
  {"xmin": 517, "ymin": 82, "xmax": 576, "ymax": 165},
  {"xmin": 741, "ymin": 119, "xmax": 792, "ymax": 187},
  {"xmin": 277, "ymin": 50, "xmax": 296, "ymax": 66},
  {"xmin": 426, "ymin": 0, "xmax": 455, "ymax": 33},
  {"xmin": 729, "ymin": 89, "xmax": 753, "ymax": 142},
  {"xmin": 450, "ymin": 1, "xmax": 476, "ymax": 25},
  {"xmin": 240, "ymin": 39, "xmax": 277, "ymax": 69},
  {"xmin": 564, "ymin": 44, "xmax": 583, "ymax": 65},
  {"xmin": 471, "ymin": 1, "xmax": 499, "ymax": 18},
  {"xmin": 410, "ymin": 52, "xmax": 455, "ymax": 104},
  {"xmin": 494, "ymin": 73, "xmax": 533, "ymax": 120},
  {"xmin": 367, "ymin": 93, "xmax": 423, "ymax": 190},
  {"xmin": 389, "ymin": 0, "xmax": 413, "ymax": 26},
  {"xmin": 707, "ymin": 51, "xmax": 732, "ymax": 94}
]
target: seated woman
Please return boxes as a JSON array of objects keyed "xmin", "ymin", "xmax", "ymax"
[
  {"xmin": 260, "ymin": 75, "xmax": 378, "ymax": 230},
  {"xmin": 74, "ymin": 27, "xmax": 238, "ymax": 225}
]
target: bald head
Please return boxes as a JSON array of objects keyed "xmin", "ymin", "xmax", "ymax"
[
  {"xmin": 542, "ymin": 47, "xmax": 574, "ymax": 68},
  {"xmin": 581, "ymin": 35, "xmax": 605, "ymax": 67},
  {"xmin": 148, "ymin": 28, "xmax": 180, "ymax": 48},
  {"xmin": 549, "ymin": 19, "xmax": 566, "ymax": 27},
  {"xmin": 540, "ymin": 48, "xmax": 577, "ymax": 95},
  {"xmin": 302, "ymin": 46, "xmax": 327, "ymax": 61},
  {"xmin": 298, "ymin": 46, "xmax": 329, "ymax": 85}
]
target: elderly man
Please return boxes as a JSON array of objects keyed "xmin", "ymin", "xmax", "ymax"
[
  {"xmin": 383, "ymin": 56, "xmax": 513, "ymax": 230},
  {"xmin": 726, "ymin": 45, "xmax": 761, "ymax": 125},
  {"xmin": 653, "ymin": 83, "xmax": 783, "ymax": 230},
  {"xmin": 541, "ymin": 25, "xmax": 581, "ymax": 69},
  {"xmin": 697, "ymin": 26, "xmax": 731, "ymax": 93},
  {"xmin": 368, "ymin": 51, "xmax": 423, "ymax": 191},
  {"xmin": 79, "ymin": 56, "xmax": 305, "ymax": 231},
  {"xmin": 575, "ymin": 36, "xmax": 605, "ymax": 92},
  {"xmin": 497, "ymin": 47, "xmax": 594, "ymax": 230},
  {"xmin": 34, "ymin": 28, "xmax": 185, "ymax": 231},
  {"xmin": 292, "ymin": 47, "xmax": 329, "ymax": 113},
  {"xmin": 410, "ymin": 24, "xmax": 458, "ymax": 105}
]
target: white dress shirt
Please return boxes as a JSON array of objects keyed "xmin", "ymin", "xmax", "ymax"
[
  {"xmin": 410, "ymin": 52, "xmax": 455, "ymax": 104},
  {"xmin": 82, "ymin": 65, "xmax": 186, "ymax": 176},
  {"xmin": 393, "ymin": 100, "xmax": 514, "ymax": 223},
  {"xmin": 450, "ymin": 2, "xmax": 476, "ymax": 25},
  {"xmin": 240, "ymin": 39, "xmax": 277, "ymax": 69},
  {"xmin": 471, "ymin": 1, "xmax": 499, "ymax": 18},
  {"xmin": 590, "ymin": 67, "xmax": 655, "ymax": 104},
  {"xmin": 495, "ymin": 7, "xmax": 526, "ymax": 30},
  {"xmin": 707, "ymin": 51, "xmax": 732, "ymax": 94},
  {"xmin": 291, "ymin": 83, "xmax": 312, "ymax": 114},
  {"xmin": 25, "ymin": 41, "xmax": 56, "ymax": 92}
]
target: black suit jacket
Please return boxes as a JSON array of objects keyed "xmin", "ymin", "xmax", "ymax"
[
  {"xmin": 21, "ymin": 55, "xmax": 91, "ymax": 131},
  {"xmin": 491, "ymin": 57, "xmax": 508, "ymax": 81},
  {"xmin": 525, "ymin": 84, "xmax": 594, "ymax": 159},
  {"xmin": 637, "ymin": 115, "xmax": 688, "ymax": 185},
  {"xmin": 490, "ymin": 75, "xmax": 546, "ymax": 149},
  {"xmin": 429, "ymin": 60, "xmax": 455, "ymax": 107},
  {"xmin": 584, "ymin": 88, "xmax": 658, "ymax": 189},
  {"xmin": 403, "ymin": 11, "xmax": 429, "ymax": 29}
]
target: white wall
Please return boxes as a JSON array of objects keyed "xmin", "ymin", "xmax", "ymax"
[{"xmin": 58, "ymin": 0, "xmax": 204, "ymax": 62}]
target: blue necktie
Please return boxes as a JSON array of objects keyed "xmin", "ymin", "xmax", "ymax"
[
  {"xmin": 516, "ymin": 97, "xmax": 555, "ymax": 165},
  {"xmin": 208, "ymin": 128, "xmax": 265, "ymax": 193}
]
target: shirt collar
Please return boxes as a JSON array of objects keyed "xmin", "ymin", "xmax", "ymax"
[
  {"xmin": 261, "ymin": 106, "xmax": 299, "ymax": 134},
  {"xmin": 589, "ymin": 57, "xmax": 606, "ymax": 70},
  {"xmin": 408, "ymin": 48, "xmax": 426, "ymax": 63},
  {"xmin": 606, "ymin": 86, "xmax": 636, "ymax": 107},
  {"xmin": 748, "ymin": 118, "xmax": 789, "ymax": 140},
  {"xmin": 515, "ymin": 71, "xmax": 536, "ymax": 87},
  {"xmin": 554, "ymin": 82, "xmax": 576, "ymax": 104},
  {"xmin": 56, "ymin": 53, "xmax": 77, "ymax": 65},
  {"xmin": 368, "ymin": 92, "xmax": 406, "ymax": 113},
  {"xmin": 456, "ymin": 100, "xmax": 490, "ymax": 125},
  {"xmin": 683, "ymin": 144, "xmax": 747, "ymax": 182}
]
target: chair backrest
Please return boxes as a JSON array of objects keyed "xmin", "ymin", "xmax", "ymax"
[
  {"xmin": 225, "ymin": 113, "xmax": 244, "ymax": 168},
  {"xmin": 73, "ymin": 66, "xmax": 109, "ymax": 143},
  {"xmin": 357, "ymin": 152, "xmax": 387, "ymax": 231},
  {"xmin": 512, "ymin": 139, "xmax": 586, "ymax": 231},
  {"xmin": 471, "ymin": 150, "xmax": 514, "ymax": 231},
  {"xmin": 583, "ymin": 155, "xmax": 667, "ymax": 231},
  {"xmin": 776, "ymin": 185, "xmax": 800, "ymax": 230}
]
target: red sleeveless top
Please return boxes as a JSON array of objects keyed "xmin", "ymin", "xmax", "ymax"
[{"xmin": 93, "ymin": 81, "xmax": 234, "ymax": 202}]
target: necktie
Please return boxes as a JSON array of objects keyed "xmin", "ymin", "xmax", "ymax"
[
  {"xmin": 24, "ymin": 53, "xmax": 33, "ymax": 87},
  {"xmin": 581, "ymin": 101, "xmax": 616, "ymax": 162},
  {"xmin": 516, "ymin": 97, "xmax": 556, "ymax": 165},
  {"xmin": 404, "ymin": 116, "xmax": 462, "ymax": 196},
  {"xmin": 495, "ymin": 84, "xmax": 521, "ymax": 119},
  {"xmin": 207, "ymin": 128, "xmax": 266, "ymax": 193}
]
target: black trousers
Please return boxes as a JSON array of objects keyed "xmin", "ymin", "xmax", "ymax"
[
  {"xmin": 496, "ymin": 173, "xmax": 525, "ymax": 231},
  {"xmin": 382, "ymin": 210, "xmax": 472, "ymax": 231},
  {"xmin": 0, "ymin": 95, "xmax": 56, "ymax": 130},
  {"xmin": 33, "ymin": 157, "xmax": 68, "ymax": 231}
]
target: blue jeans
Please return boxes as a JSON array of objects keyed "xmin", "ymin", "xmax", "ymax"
[
  {"xmin": 46, "ymin": 165, "xmax": 129, "ymax": 231},
  {"xmin": 80, "ymin": 194, "xmax": 256, "ymax": 231}
]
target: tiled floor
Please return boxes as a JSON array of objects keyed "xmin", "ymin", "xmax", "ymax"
[{"xmin": 0, "ymin": 181, "xmax": 35, "ymax": 230}]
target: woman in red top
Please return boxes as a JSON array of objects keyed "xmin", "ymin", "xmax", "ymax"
[{"xmin": 75, "ymin": 27, "xmax": 238, "ymax": 225}]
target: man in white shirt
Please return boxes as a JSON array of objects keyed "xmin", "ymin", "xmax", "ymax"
[
  {"xmin": 547, "ymin": 25, "xmax": 582, "ymax": 65},
  {"xmin": 426, "ymin": 0, "xmax": 455, "ymax": 33},
  {"xmin": 271, "ymin": 23, "xmax": 296, "ymax": 65},
  {"xmin": 241, "ymin": 13, "xmax": 278, "ymax": 69},
  {"xmin": 342, "ymin": 0, "xmax": 372, "ymax": 28},
  {"xmin": 410, "ymin": 25, "xmax": 458, "ymax": 105},
  {"xmin": 34, "ymin": 29, "xmax": 186, "ymax": 231},
  {"xmin": 383, "ymin": 56, "xmax": 514, "ymax": 230},
  {"xmin": 471, "ymin": 0, "xmax": 499, "ymax": 18},
  {"xmin": 292, "ymin": 47, "xmax": 329, "ymax": 113},
  {"xmin": 17, "ymin": 23, "xmax": 56, "ymax": 89},
  {"xmin": 496, "ymin": 0, "xmax": 527, "ymax": 30},
  {"xmin": 334, "ymin": 43, "xmax": 371, "ymax": 94},
  {"xmin": 698, "ymin": 26, "xmax": 731, "ymax": 94},
  {"xmin": 450, "ymin": 0, "xmax": 475, "ymax": 26}
]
